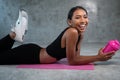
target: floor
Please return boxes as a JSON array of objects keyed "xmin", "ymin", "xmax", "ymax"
[{"xmin": 0, "ymin": 43, "xmax": 120, "ymax": 80}]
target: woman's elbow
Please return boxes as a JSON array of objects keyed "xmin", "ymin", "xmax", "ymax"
[
  {"xmin": 68, "ymin": 60, "xmax": 79, "ymax": 65},
  {"xmin": 68, "ymin": 61, "xmax": 75, "ymax": 65},
  {"xmin": 68, "ymin": 59, "xmax": 88, "ymax": 65}
]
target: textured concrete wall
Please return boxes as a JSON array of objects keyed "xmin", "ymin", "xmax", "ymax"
[{"xmin": 0, "ymin": 0, "xmax": 120, "ymax": 46}]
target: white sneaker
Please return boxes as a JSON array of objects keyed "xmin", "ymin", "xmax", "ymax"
[{"xmin": 11, "ymin": 9, "xmax": 28, "ymax": 42}]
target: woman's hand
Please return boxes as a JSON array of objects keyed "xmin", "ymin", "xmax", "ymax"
[{"xmin": 97, "ymin": 48, "xmax": 115, "ymax": 61}]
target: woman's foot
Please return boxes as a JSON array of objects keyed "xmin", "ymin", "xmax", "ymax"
[{"xmin": 11, "ymin": 9, "xmax": 28, "ymax": 42}]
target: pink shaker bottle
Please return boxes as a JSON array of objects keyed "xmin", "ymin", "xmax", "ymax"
[{"xmin": 102, "ymin": 40, "xmax": 120, "ymax": 54}]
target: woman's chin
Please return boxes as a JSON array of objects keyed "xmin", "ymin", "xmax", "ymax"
[{"xmin": 79, "ymin": 29, "xmax": 86, "ymax": 33}]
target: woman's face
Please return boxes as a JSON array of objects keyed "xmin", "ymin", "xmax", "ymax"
[{"xmin": 68, "ymin": 9, "xmax": 89, "ymax": 33}]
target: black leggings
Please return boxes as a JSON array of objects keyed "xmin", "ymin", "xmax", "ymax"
[{"xmin": 0, "ymin": 35, "xmax": 41, "ymax": 64}]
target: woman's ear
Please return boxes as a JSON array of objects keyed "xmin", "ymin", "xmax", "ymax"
[{"xmin": 67, "ymin": 19, "xmax": 72, "ymax": 26}]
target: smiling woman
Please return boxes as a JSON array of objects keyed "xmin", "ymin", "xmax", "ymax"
[
  {"xmin": 0, "ymin": 6, "xmax": 115, "ymax": 65},
  {"xmin": 67, "ymin": 7, "xmax": 88, "ymax": 33}
]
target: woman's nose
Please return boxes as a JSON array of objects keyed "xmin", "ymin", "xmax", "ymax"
[
  {"xmin": 79, "ymin": 19, "xmax": 86, "ymax": 24},
  {"xmin": 80, "ymin": 17, "xmax": 85, "ymax": 22}
]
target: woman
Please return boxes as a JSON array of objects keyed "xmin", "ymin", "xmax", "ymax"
[{"xmin": 0, "ymin": 6, "xmax": 115, "ymax": 65}]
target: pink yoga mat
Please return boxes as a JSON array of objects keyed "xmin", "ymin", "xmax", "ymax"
[{"xmin": 17, "ymin": 58, "xmax": 94, "ymax": 70}]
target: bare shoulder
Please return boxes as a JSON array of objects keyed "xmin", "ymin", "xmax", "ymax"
[{"xmin": 65, "ymin": 27, "xmax": 79, "ymax": 36}]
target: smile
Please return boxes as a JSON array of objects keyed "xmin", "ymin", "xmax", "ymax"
[{"xmin": 78, "ymin": 24, "xmax": 86, "ymax": 30}]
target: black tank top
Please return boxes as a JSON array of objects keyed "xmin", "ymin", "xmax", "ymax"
[{"xmin": 46, "ymin": 27, "xmax": 80, "ymax": 60}]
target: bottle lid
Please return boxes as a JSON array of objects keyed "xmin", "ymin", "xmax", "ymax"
[
  {"xmin": 111, "ymin": 40, "xmax": 120, "ymax": 50},
  {"xmin": 114, "ymin": 40, "xmax": 120, "ymax": 50}
]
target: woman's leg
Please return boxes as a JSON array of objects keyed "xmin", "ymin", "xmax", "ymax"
[
  {"xmin": 0, "ymin": 9, "xmax": 30, "ymax": 64},
  {"xmin": 0, "ymin": 9, "xmax": 28, "ymax": 52},
  {"xmin": 0, "ymin": 34, "xmax": 15, "ymax": 53},
  {"xmin": 0, "ymin": 43, "xmax": 41, "ymax": 64}
]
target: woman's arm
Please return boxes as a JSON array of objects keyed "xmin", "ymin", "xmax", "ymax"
[
  {"xmin": 65, "ymin": 28, "xmax": 114, "ymax": 65},
  {"xmin": 72, "ymin": 48, "xmax": 115, "ymax": 65},
  {"xmin": 76, "ymin": 33, "xmax": 83, "ymax": 55}
]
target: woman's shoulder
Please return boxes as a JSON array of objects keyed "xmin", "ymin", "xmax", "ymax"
[
  {"xmin": 65, "ymin": 27, "xmax": 79, "ymax": 36},
  {"xmin": 62, "ymin": 27, "xmax": 79, "ymax": 41}
]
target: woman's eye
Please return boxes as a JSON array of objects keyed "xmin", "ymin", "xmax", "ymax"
[
  {"xmin": 75, "ymin": 17, "xmax": 80, "ymax": 19},
  {"xmin": 84, "ymin": 15, "xmax": 88, "ymax": 18}
]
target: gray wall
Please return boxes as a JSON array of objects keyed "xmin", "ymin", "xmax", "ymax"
[{"xmin": 0, "ymin": 0, "xmax": 120, "ymax": 46}]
